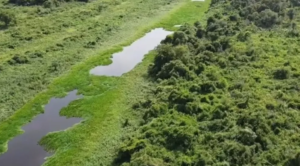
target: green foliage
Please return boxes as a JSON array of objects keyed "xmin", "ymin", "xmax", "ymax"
[
  {"xmin": 288, "ymin": 9, "xmax": 295, "ymax": 20},
  {"xmin": 0, "ymin": 0, "xmax": 187, "ymax": 123},
  {"xmin": 8, "ymin": 0, "xmax": 87, "ymax": 6},
  {"xmin": 8, "ymin": 0, "xmax": 43, "ymax": 5},
  {"xmin": 8, "ymin": 54, "xmax": 29, "ymax": 65},
  {"xmin": 237, "ymin": 31, "xmax": 251, "ymax": 42},
  {"xmin": 0, "ymin": 1, "xmax": 212, "ymax": 166},
  {"xmin": 3, "ymin": 0, "xmax": 300, "ymax": 165},
  {"xmin": 115, "ymin": 0, "xmax": 300, "ymax": 165},
  {"xmin": 256, "ymin": 9, "xmax": 278, "ymax": 28},
  {"xmin": 0, "ymin": 10, "xmax": 16, "ymax": 28},
  {"xmin": 273, "ymin": 68, "xmax": 290, "ymax": 80},
  {"xmin": 291, "ymin": 0, "xmax": 300, "ymax": 7}
]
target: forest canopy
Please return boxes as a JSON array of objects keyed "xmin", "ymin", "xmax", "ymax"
[{"xmin": 114, "ymin": 0, "xmax": 300, "ymax": 165}]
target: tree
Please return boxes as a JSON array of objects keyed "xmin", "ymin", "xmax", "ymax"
[
  {"xmin": 290, "ymin": 0, "xmax": 300, "ymax": 7},
  {"xmin": 256, "ymin": 9, "xmax": 278, "ymax": 28}
]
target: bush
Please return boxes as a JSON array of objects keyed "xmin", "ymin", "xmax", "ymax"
[
  {"xmin": 200, "ymin": 82, "xmax": 216, "ymax": 94},
  {"xmin": 237, "ymin": 31, "xmax": 251, "ymax": 42},
  {"xmin": 273, "ymin": 68, "xmax": 290, "ymax": 80},
  {"xmin": 9, "ymin": 0, "xmax": 46, "ymax": 5},
  {"xmin": 43, "ymin": 0, "xmax": 60, "ymax": 8},
  {"xmin": 287, "ymin": 29, "xmax": 300, "ymax": 37},
  {"xmin": 172, "ymin": 31, "xmax": 188, "ymax": 45},
  {"xmin": 0, "ymin": 10, "xmax": 16, "ymax": 28},
  {"xmin": 291, "ymin": 0, "xmax": 300, "ymax": 7},
  {"xmin": 256, "ymin": 9, "xmax": 278, "ymax": 28},
  {"xmin": 49, "ymin": 61, "xmax": 60, "ymax": 72},
  {"xmin": 8, "ymin": 55, "xmax": 29, "ymax": 65}
]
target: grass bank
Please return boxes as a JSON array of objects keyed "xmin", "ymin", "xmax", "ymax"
[
  {"xmin": 0, "ymin": 0, "xmax": 211, "ymax": 165},
  {"xmin": 0, "ymin": 0, "xmax": 185, "ymax": 122}
]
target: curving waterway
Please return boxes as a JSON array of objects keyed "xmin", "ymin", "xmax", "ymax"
[
  {"xmin": 0, "ymin": 28, "xmax": 173, "ymax": 166},
  {"xmin": 0, "ymin": 90, "xmax": 83, "ymax": 166}
]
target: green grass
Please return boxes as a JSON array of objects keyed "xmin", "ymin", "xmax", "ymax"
[
  {"xmin": 157, "ymin": 1, "xmax": 210, "ymax": 31},
  {"xmin": 0, "ymin": 0, "xmax": 211, "ymax": 165},
  {"xmin": 0, "ymin": 0, "xmax": 186, "ymax": 122}
]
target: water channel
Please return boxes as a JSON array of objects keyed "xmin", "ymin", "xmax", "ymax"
[
  {"xmin": 90, "ymin": 28, "xmax": 173, "ymax": 76},
  {"xmin": 0, "ymin": 90, "xmax": 83, "ymax": 166},
  {"xmin": 0, "ymin": 28, "xmax": 173, "ymax": 166}
]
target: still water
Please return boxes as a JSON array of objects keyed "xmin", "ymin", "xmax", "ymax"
[
  {"xmin": 90, "ymin": 28, "xmax": 173, "ymax": 76},
  {"xmin": 0, "ymin": 28, "xmax": 173, "ymax": 166},
  {"xmin": 0, "ymin": 90, "xmax": 83, "ymax": 166}
]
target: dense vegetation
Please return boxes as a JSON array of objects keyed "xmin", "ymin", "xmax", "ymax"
[
  {"xmin": 3, "ymin": 0, "xmax": 300, "ymax": 164},
  {"xmin": 114, "ymin": 0, "xmax": 300, "ymax": 165},
  {"xmin": 0, "ymin": 10, "xmax": 15, "ymax": 28},
  {"xmin": 0, "ymin": 1, "xmax": 211, "ymax": 165},
  {"xmin": 0, "ymin": 0, "xmax": 184, "ymax": 123}
]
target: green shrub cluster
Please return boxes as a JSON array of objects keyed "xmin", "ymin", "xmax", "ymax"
[
  {"xmin": 115, "ymin": 0, "xmax": 300, "ymax": 165},
  {"xmin": 0, "ymin": 10, "xmax": 16, "ymax": 28}
]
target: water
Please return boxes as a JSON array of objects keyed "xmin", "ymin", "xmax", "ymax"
[
  {"xmin": 90, "ymin": 28, "xmax": 173, "ymax": 76},
  {"xmin": 0, "ymin": 90, "xmax": 83, "ymax": 166},
  {"xmin": 0, "ymin": 28, "xmax": 173, "ymax": 166}
]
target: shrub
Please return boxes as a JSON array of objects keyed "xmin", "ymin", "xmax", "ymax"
[
  {"xmin": 273, "ymin": 68, "xmax": 290, "ymax": 80},
  {"xmin": 200, "ymin": 82, "xmax": 216, "ymax": 94},
  {"xmin": 8, "ymin": 55, "xmax": 29, "ymax": 65},
  {"xmin": 237, "ymin": 31, "xmax": 251, "ymax": 42},
  {"xmin": 0, "ymin": 10, "xmax": 16, "ymax": 28},
  {"xmin": 291, "ymin": 0, "xmax": 300, "ymax": 7},
  {"xmin": 9, "ymin": 0, "xmax": 46, "ymax": 5},
  {"xmin": 49, "ymin": 61, "xmax": 60, "ymax": 72},
  {"xmin": 256, "ymin": 9, "xmax": 278, "ymax": 28},
  {"xmin": 172, "ymin": 31, "xmax": 188, "ymax": 45}
]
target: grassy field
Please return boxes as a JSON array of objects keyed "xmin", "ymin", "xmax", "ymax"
[
  {"xmin": 0, "ymin": 0, "xmax": 187, "ymax": 122},
  {"xmin": 0, "ymin": 0, "xmax": 211, "ymax": 165}
]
